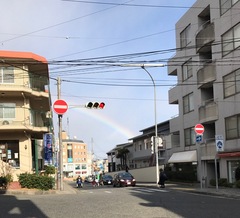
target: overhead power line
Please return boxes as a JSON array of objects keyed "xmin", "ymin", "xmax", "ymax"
[{"xmin": 62, "ymin": 0, "xmax": 240, "ymax": 11}]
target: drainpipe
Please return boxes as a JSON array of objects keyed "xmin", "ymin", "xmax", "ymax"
[{"xmin": 21, "ymin": 92, "xmax": 26, "ymax": 125}]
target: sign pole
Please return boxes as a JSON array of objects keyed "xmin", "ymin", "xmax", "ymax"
[
  {"xmin": 214, "ymin": 154, "xmax": 218, "ymax": 191},
  {"xmin": 196, "ymin": 137, "xmax": 202, "ymax": 190},
  {"xmin": 215, "ymin": 135, "xmax": 224, "ymax": 191},
  {"xmin": 195, "ymin": 124, "xmax": 205, "ymax": 190},
  {"xmin": 59, "ymin": 114, "xmax": 63, "ymax": 191},
  {"xmin": 57, "ymin": 77, "xmax": 64, "ymax": 191}
]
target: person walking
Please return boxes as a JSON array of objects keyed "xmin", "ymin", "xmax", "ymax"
[{"xmin": 158, "ymin": 168, "xmax": 167, "ymax": 188}]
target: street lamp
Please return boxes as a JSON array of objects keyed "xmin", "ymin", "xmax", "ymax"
[{"xmin": 114, "ymin": 63, "xmax": 164, "ymax": 184}]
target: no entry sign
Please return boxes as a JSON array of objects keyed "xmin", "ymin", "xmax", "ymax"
[
  {"xmin": 194, "ymin": 123, "xmax": 204, "ymax": 135},
  {"xmin": 53, "ymin": 99, "xmax": 68, "ymax": 115}
]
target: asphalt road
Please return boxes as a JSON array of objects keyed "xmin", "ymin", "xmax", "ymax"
[{"xmin": 1, "ymin": 182, "xmax": 240, "ymax": 218}]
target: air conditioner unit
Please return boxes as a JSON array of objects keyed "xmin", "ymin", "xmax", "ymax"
[{"xmin": 2, "ymin": 120, "xmax": 10, "ymax": 125}]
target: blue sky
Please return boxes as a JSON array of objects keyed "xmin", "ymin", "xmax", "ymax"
[{"xmin": 0, "ymin": 0, "xmax": 196, "ymax": 159}]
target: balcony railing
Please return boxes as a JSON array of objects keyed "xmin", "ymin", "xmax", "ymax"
[
  {"xmin": 196, "ymin": 22, "xmax": 215, "ymax": 53},
  {"xmin": 0, "ymin": 109, "xmax": 51, "ymax": 131},
  {"xmin": 199, "ymin": 99, "xmax": 218, "ymax": 123},
  {"xmin": 200, "ymin": 139, "xmax": 216, "ymax": 160},
  {"xmin": 168, "ymin": 84, "xmax": 179, "ymax": 104},
  {"xmin": 197, "ymin": 62, "xmax": 216, "ymax": 88}
]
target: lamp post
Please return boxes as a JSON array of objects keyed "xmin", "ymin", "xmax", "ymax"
[{"xmin": 115, "ymin": 63, "xmax": 164, "ymax": 184}]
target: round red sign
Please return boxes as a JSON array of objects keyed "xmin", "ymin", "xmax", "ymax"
[
  {"xmin": 194, "ymin": 124, "xmax": 204, "ymax": 135},
  {"xmin": 53, "ymin": 99, "xmax": 68, "ymax": 115}
]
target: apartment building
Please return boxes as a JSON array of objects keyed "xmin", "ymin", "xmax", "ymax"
[
  {"xmin": 168, "ymin": 0, "xmax": 240, "ymax": 184},
  {"xmin": 62, "ymin": 131, "xmax": 89, "ymax": 178},
  {"xmin": 0, "ymin": 50, "xmax": 51, "ymax": 179}
]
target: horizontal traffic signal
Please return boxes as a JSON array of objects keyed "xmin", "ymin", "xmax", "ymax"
[{"xmin": 85, "ymin": 102, "xmax": 105, "ymax": 109}]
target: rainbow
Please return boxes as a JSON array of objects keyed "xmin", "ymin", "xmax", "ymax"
[{"xmin": 70, "ymin": 107, "xmax": 136, "ymax": 139}]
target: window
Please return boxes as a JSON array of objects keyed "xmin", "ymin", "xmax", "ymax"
[
  {"xmin": 75, "ymin": 164, "xmax": 80, "ymax": 170},
  {"xmin": 183, "ymin": 93, "xmax": 194, "ymax": 114},
  {"xmin": 67, "ymin": 144, "xmax": 73, "ymax": 163},
  {"xmin": 0, "ymin": 67, "xmax": 14, "ymax": 84},
  {"xmin": 0, "ymin": 140, "xmax": 19, "ymax": 168},
  {"xmin": 223, "ymin": 69, "xmax": 240, "ymax": 97},
  {"xmin": 222, "ymin": 23, "xmax": 240, "ymax": 56},
  {"xmin": 182, "ymin": 59, "xmax": 193, "ymax": 81},
  {"xmin": 184, "ymin": 128, "xmax": 195, "ymax": 146},
  {"xmin": 0, "ymin": 103, "xmax": 15, "ymax": 119},
  {"xmin": 180, "ymin": 25, "xmax": 191, "ymax": 48},
  {"xmin": 225, "ymin": 115, "xmax": 240, "ymax": 139},
  {"xmin": 220, "ymin": 0, "xmax": 240, "ymax": 15}
]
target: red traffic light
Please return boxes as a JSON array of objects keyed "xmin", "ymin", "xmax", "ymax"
[
  {"xmin": 85, "ymin": 102, "xmax": 105, "ymax": 109},
  {"xmin": 99, "ymin": 102, "xmax": 105, "ymax": 109}
]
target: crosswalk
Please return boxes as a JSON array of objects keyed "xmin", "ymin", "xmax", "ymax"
[
  {"xmin": 131, "ymin": 187, "xmax": 169, "ymax": 193},
  {"xmin": 79, "ymin": 187, "xmax": 169, "ymax": 194}
]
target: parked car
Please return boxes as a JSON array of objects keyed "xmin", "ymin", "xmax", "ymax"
[
  {"xmin": 113, "ymin": 172, "xmax": 136, "ymax": 187},
  {"xmin": 102, "ymin": 175, "xmax": 113, "ymax": 185}
]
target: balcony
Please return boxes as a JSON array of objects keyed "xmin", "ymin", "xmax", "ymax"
[
  {"xmin": 197, "ymin": 63, "xmax": 216, "ymax": 88},
  {"xmin": 196, "ymin": 22, "xmax": 215, "ymax": 53},
  {"xmin": 199, "ymin": 99, "xmax": 218, "ymax": 123},
  {"xmin": 0, "ymin": 109, "xmax": 51, "ymax": 132},
  {"xmin": 200, "ymin": 139, "xmax": 216, "ymax": 160},
  {"xmin": 168, "ymin": 85, "xmax": 179, "ymax": 104}
]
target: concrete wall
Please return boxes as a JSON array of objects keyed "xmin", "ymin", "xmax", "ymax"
[{"xmin": 107, "ymin": 166, "xmax": 163, "ymax": 183}]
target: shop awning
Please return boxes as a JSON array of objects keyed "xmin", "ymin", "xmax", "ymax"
[
  {"xmin": 168, "ymin": 150, "xmax": 197, "ymax": 163},
  {"xmin": 218, "ymin": 152, "xmax": 240, "ymax": 158}
]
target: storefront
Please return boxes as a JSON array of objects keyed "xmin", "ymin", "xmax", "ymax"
[{"xmin": 218, "ymin": 152, "xmax": 240, "ymax": 183}]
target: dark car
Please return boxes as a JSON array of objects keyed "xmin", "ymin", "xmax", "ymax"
[
  {"xmin": 113, "ymin": 172, "xmax": 136, "ymax": 187},
  {"xmin": 102, "ymin": 175, "xmax": 113, "ymax": 185}
]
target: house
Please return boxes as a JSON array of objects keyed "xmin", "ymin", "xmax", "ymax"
[
  {"xmin": 168, "ymin": 0, "xmax": 240, "ymax": 185},
  {"xmin": 107, "ymin": 142, "xmax": 132, "ymax": 172},
  {"xmin": 130, "ymin": 121, "xmax": 171, "ymax": 169},
  {"xmin": 0, "ymin": 50, "xmax": 52, "ymax": 180},
  {"xmin": 107, "ymin": 120, "xmax": 174, "ymax": 171}
]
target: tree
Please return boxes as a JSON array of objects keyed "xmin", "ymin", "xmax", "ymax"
[{"xmin": 116, "ymin": 147, "xmax": 129, "ymax": 170}]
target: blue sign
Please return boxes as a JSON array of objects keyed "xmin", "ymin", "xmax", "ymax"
[
  {"xmin": 44, "ymin": 133, "xmax": 53, "ymax": 165},
  {"xmin": 215, "ymin": 135, "xmax": 224, "ymax": 152},
  {"xmin": 196, "ymin": 135, "xmax": 202, "ymax": 143}
]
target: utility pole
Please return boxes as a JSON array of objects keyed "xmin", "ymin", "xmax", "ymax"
[{"xmin": 57, "ymin": 77, "xmax": 64, "ymax": 191}]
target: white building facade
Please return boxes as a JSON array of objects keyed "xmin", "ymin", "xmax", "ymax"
[{"xmin": 168, "ymin": 0, "xmax": 240, "ymax": 185}]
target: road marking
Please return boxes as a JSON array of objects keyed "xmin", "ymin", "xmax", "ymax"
[
  {"xmin": 132, "ymin": 188, "xmax": 169, "ymax": 193},
  {"xmin": 105, "ymin": 191, "xmax": 112, "ymax": 194}
]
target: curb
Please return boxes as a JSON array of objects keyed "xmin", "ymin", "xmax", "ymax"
[{"xmin": 0, "ymin": 189, "xmax": 57, "ymax": 195}]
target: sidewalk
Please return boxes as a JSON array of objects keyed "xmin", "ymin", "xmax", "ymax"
[
  {"xmin": 0, "ymin": 180, "xmax": 77, "ymax": 195},
  {"xmin": 137, "ymin": 182, "xmax": 240, "ymax": 199}
]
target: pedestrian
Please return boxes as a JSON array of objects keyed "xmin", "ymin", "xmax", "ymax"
[
  {"xmin": 99, "ymin": 173, "xmax": 104, "ymax": 186},
  {"xmin": 76, "ymin": 175, "xmax": 83, "ymax": 188},
  {"xmin": 158, "ymin": 168, "xmax": 167, "ymax": 188}
]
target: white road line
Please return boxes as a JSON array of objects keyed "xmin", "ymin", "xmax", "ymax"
[{"xmin": 132, "ymin": 188, "xmax": 169, "ymax": 193}]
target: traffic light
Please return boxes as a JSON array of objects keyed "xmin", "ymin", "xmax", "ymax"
[
  {"xmin": 85, "ymin": 102, "xmax": 105, "ymax": 109},
  {"xmin": 150, "ymin": 136, "xmax": 154, "ymax": 154},
  {"xmin": 98, "ymin": 102, "xmax": 105, "ymax": 109},
  {"xmin": 157, "ymin": 137, "xmax": 163, "ymax": 148}
]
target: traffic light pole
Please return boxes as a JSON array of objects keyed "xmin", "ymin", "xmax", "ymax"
[
  {"xmin": 115, "ymin": 63, "xmax": 163, "ymax": 185},
  {"xmin": 141, "ymin": 66, "xmax": 159, "ymax": 184}
]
